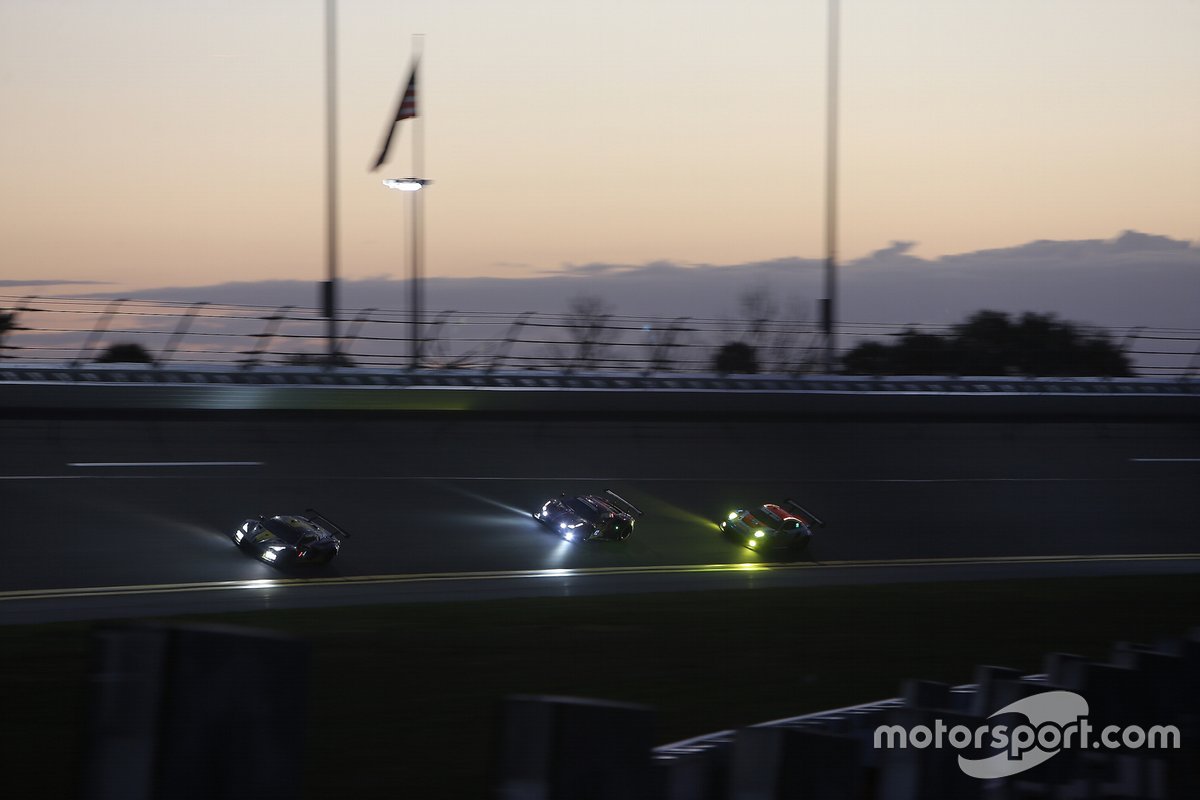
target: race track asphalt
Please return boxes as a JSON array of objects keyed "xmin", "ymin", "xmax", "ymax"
[{"xmin": 3, "ymin": 416, "xmax": 1198, "ymax": 622}]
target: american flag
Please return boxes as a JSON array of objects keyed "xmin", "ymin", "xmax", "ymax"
[{"xmin": 371, "ymin": 61, "xmax": 418, "ymax": 171}]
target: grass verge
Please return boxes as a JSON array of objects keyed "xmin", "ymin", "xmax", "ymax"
[{"xmin": 4, "ymin": 573, "xmax": 1199, "ymax": 798}]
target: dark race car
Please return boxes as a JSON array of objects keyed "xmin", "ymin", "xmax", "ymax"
[
  {"xmin": 719, "ymin": 499, "xmax": 825, "ymax": 552},
  {"xmin": 533, "ymin": 489, "xmax": 644, "ymax": 542},
  {"xmin": 233, "ymin": 508, "xmax": 349, "ymax": 566}
]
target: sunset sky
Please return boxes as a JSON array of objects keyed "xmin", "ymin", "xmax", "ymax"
[{"xmin": 1, "ymin": 0, "xmax": 1197, "ymax": 295}]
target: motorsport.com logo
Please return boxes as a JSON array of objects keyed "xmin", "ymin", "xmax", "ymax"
[{"xmin": 873, "ymin": 690, "xmax": 1181, "ymax": 779}]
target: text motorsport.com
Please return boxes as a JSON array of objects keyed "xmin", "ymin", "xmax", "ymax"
[{"xmin": 872, "ymin": 690, "xmax": 1181, "ymax": 779}]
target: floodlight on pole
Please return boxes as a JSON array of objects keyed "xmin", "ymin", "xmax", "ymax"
[
  {"xmin": 383, "ymin": 178, "xmax": 431, "ymax": 192},
  {"xmin": 383, "ymin": 177, "xmax": 432, "ymax": 367}
]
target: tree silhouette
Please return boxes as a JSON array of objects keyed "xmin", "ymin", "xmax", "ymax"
[
  {"xmin": 0, "ymin": 308, "xmax": 16, "ymax": 358},
  {"xmin": 713, "ymin": 341, "xmax": 759, "ymax": 374},
  {"xmin": 563, "ymin": 294, "xmax": 614, "ymax": 370},
  {"xmin": 842, "ymin": 310, "xmax": 1132, "ymax": 377},
  {"xmin": 735, "ymin": 285, "xmax": 818, "ymax": 373},
  {"xmin": 96, "ymin": 342, "xmax": 155, "ymax": 364}
]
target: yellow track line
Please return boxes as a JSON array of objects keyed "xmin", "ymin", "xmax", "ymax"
[{"xmin": 4, "ymin": 552, "xmax": 1200, "ymax": 604}]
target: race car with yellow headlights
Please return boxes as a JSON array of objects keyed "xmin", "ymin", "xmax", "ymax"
[
  {"xmin": 719, "ymin": 499, "xmax": 825, "ymax": 552},
  {"xmin": 533, "ymin": 489, "xmax": 644, "ymax": 542},
  {"xmin": 233, "ymin": 509, "xmax": 349, "ymax": 566}
]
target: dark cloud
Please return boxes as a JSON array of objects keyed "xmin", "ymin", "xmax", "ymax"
[
  {"xmin": 861, "ymin": 241, "xmax": 919, "ymax": 262},
  {"xmin": 554, "ymin": 262, "xmax": 625, "ymax": 276},
  {"xmin": 73, "ymin": 230, "xmax": 1197, "ymax": 331}
]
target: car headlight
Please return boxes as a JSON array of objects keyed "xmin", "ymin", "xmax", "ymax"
[
  {"xmin": 747, "ymin": 540, "xmax": 757, "ymax": 548},
  {"xmin": 754, "ymin": 530, "xmax": 765, "ymax": 538},
  {"xmin": 559, "ymin": 522, "xmax": 567, "ymax": 529},
  {"xmin": 263, "ymin": 550, "xmax": 278, "ymax": 562},
  {"xmin": 234, "ymin": 529, "xmax": 244, "ymax": 543},
  {"xmin": 727, "ymin": 512, "xmax": 738, "ymax": 521}
]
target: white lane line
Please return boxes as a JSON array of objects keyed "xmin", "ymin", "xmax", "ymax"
[
  {"xmin": 286, "ymin": 475, "xmax": 1129, "ymax": 483},
  {"xmin": 0, "ymin": 476, "xmax": 89, "ymax": 480},
  {"xmin": 67, "ymin": 461, "xmax": 264, "ymax": 467},
  {"xmin": 4, "ymin": 552, "xmax": 1200, "ymax": 604},
  {"xmin": 1130, "ymin": 458, "xmax": 1200, "ymax": 463}
]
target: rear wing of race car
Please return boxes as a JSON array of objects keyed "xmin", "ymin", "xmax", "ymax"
[
  {"xmin": 604, "ymin": 489, "xmax": 645, "ymax": 517},
  {"xmin": 783, "ymin": 499, "xmax": 825, "ymax": 528},
  {"xmin": 305, "ymin": 508, "xmax": 352, "ymax": 539}
]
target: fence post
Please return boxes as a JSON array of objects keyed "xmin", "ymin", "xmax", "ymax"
[
  {"xmin": 422, "ymin": 310, "xmax": 457, "ymax": 368},
  {"xmin": 72, "ymin": 298, "xmax": 127, "ymax": 367},
  {"xmin": 240, "ymin": 305, "xmax": 293, "ymax": 369},
  {"xmin": 338, "ymin": 306, "xmax": 377, "ymax": 368},
  {"xmin": 643, "ymin": 316, "xmax": 690, "ymax": 376},
  {"xmin": 156, "ymin": 302, "xmax": 208, "ymax": 368},
  {"xmin": 486, "ymin": 312, "xmax": 533, "ymax": 374}
]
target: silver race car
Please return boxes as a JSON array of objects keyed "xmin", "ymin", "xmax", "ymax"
[
  {"xmin": 533, "ymin": 490, "xmax": 644, "ymax": 542},
  {"xmin": 233, "ymin": 509, "xmax": 349, "ymax": 565},
  {"xmin": 719, "ymin": 499, "xmax": 825, "ymax": 552}
]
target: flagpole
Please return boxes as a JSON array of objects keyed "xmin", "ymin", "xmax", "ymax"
[
  {"xmin": 375, "ymin": 45, "xmax": 426, "ymax": 369},
  {"xmin": 324, "ymin": 0, "xmax": 340, "ymax": 364},
  {"xmin": 822, "ymin": 0, "xmax": 839, "ymax": 373}
]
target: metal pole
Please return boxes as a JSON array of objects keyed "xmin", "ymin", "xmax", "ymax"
[
  {"xmin": 409, "ymin": 190, "xmax": 419, "ymax": 368},
  {"xmin": 412, "ymin": 35, "xmax": 425, "ymax": 369},
  {"xmin": 822, "ymin": 0, "xmax": 840, "ymax": 373},
  {"xmin": 324, "ymin": 0, "xmax": 340, "ymax": 364}
]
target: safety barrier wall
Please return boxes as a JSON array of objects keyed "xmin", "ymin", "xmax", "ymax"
[{"xmin": 0, "ymin": 367, "xmax": 1197, "ymax": 416}]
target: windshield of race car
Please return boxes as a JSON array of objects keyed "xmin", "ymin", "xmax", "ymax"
[
  {"xmin": 756, "ymin": 506, "xmax": 785, "ymax": 525},
  {"xmin": 262, "ymin": 516, "xmax": 323, "ymax": 545},
  {"xmin": 566, "ymin": 497, "xmax": 602, "ymax": 521}
]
